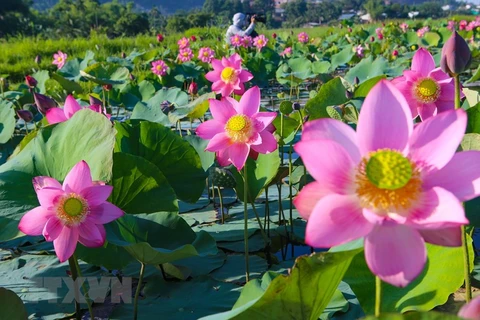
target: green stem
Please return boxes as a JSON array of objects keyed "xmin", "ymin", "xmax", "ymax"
[
  {"xmin": 133, "ymin": 262, "xmax": 146, "ymax": 320},
  {"xmin": 68, "ymin": 256, "xmax": 82, "ymax": 320},
  {"xmin": 288, "ymin": 141, "xmax": 294, "ymax": 258},
  {"xmin": 249, "ymin": 200, "xmax": 270, "ymax": 246},
  {"xmin": 454, "ymin": 75, "xmax": 461, "ymax": 110},
  {"xmin": 243, "ymin": 163, "xmax": 250, "ymax": 282},
  {"xmin": 375, "ymin": 276, "xmax": 382, "ymax": 317},
  {"xmin": 462, "ymin": 225, "xmax": 472, "ymax": 302},
  {"xmin": 73, "ymin": 255, "xmax": 94, "ymax": 320},
  {"xmin": 280, "ymin": 113, "xmax": 284, "ymax": 166},
  {"xmin": 216, "ymin": 186, "xmax": 225, "ymax": 224}
]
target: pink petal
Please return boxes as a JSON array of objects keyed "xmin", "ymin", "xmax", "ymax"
[
  {"xmin": 211, "ymin": 59, "xmax": 223, "ymax": 71},
  {"xmin": 63, "ymin": 95, "xmax": 82, "ymax": 119},
  {"xmin": 429, "ymin": 68, "xmax": 451, "ymax": 82},
  {"xmin": 206, "ymin": 133, "xmax": 232, "ymax": 152},
  {"xmin": 434, "ymin": 100, "xmax": 454, "ymax": 113},
  {"xmin": 357, "ymin": 80, "xmax": 413, "ymax": 155},
  {"xmin": 417, "ymin": 103, "xmax": 437, "ymax": 121},
  {"xmin": 32, "ymin": 176, "xmax": 62, "ymax": 191},
  {"xmin": 301, "ymin": 118, "xmax": 361, "ymax": 163},
  {"xmin": 408, "ymin": 109, "xmax": 466, "ymax": 171},
  {"xmin": 229, "ymin": 143, "xmax": 249, "ymax": 171},
  {"xmin": 424, "ymin": 151, "xmax": 480, "ymax": 202},
  {"xmin": 305, "ymin": 194, "xmax": 372, "ymax": 247},
  {"xmin": 18, "ymin": 207, "xmax": 54, "ymax": 236},
  {"xmin": 80, "ymin": 185, "xmax": 113, "ymax": 207},
  {"xmin": 196, "ymin": 120, "xmax": 225, "ymax": 139},
  {"xmin": 293, "ymin": 181, "xmax": 331, "ymax": 219},
  {"xmin": 78, "ymin": 221, "xmax": 105, "ymax": 247},
  {"xmin": 249, "ymin": 132, "xmax": 262, "ymax": 145},
  {"xmin": 438, "ymin": 82, "xmax": 455, "ymax": 102},
  {"xmin": 217, "ymin": 148, "xmax": 230, "ymax": 167},
  {"xmin": 238, "ymin": 70, "xmax": 253, "ymax": 82},
  {"xmin": 53, "ymin": 226, "xmax": 79, "ymax": 262},
  {"xmin": 233, "ymin": 82, "xmax": 246, "ymax": 96},
  {"xmin": 211, "ymin": 80, "xmax": 224, "ymax": 93},
  {"xmin": 407, "ymin": 187, "xmax": 467, "ymax": 229},
  {"xmin": 250, "ymin": 131, "xmax": 277, "ymax": 154},
  {"xmin": 411, "ymin": 48, "xmax": 435, "ymax": 77},
  {"xmin": 63, "ymin": 160, "xmax": 93, "ymax": 194},
  {"xmin": 252, "ymin": 112, "xmax": 277, "ymax": 132},
  {"xmin": 205, "ymin": 70, "xmax": 221, "ymax": 83},
  {"xmin": 87, "ymin": 202, "xmax": 124, "ymax": 224},
  {"xmin": 419, "ymin": 227, "xmax": 462, "ymax": 247},
  {"xmin": 36, "ymin": 188, "xmax": 65, "ymax": 208},
  {"xmin": 43, "ymin": 217, "xmax": 63, "ymax": 241},
  {"xmin": 219, "ymin": 83, "xmax": 234, "ymax": 97},
  {"xmin": 209, "ymin": 99, "xmax": 235, "ymax": 123},
  {"xmin": 365, "ymin": 224, "xmax": 426, "ymax": 287},
  {"xmin": 237, "ymin": 87, "xmax": 260, "ymax": 116},
  {"xmin": 46, "ymin": 108, "xmax": 68, "ymax": 124},
  {"xmin": 294, "ymin": 140, "xmax": 355, "ymax": 195},
  {"xmin": 459, "ymin": 295, "xmax": 480, "ymax": 319}
]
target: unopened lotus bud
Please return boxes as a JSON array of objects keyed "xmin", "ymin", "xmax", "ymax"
[
  {"xmin": 25, "ymin": 75, "xmax": 38, "ymax": 88},
  {"xmin": 89, "ymin": 95, "xmax": 103, "ymax": 107},
  {"xmin": 121, "ymin": 52, "xmax": 126, "ymax": 58},
  {"xmin": 103, "ymin": 84, "xmax": 112, "ymax": 91},
  {"xmin": 345, "ymin": 90, "xmax": 353, "ymax": 100},
  {"xmin": 35, "ymin": 55, "xmax": 41, "ymax": 64},
  {"xmin": 370, "ymin": 36, "xmax": 375, "ymax": 42},
  {"xmin": 161, "ymin": 100, "xmax": 173, "ymax": 113},
  {"xmin": 272, "ymin": 33, "xmax": 277, "ymax": 39},
  {"xmin": 34, "ymin": 92, "xmax": 56, "ymax": 114},
  {"xmin": 441, "ymin": 31, "xmax": 472, "ymax": 76},
  {"xmin": 129, "ymin": 73, "xmax": 135, "ymax": 81},
  {"xmin": 392, "ymin": 49, "xmax": 399, "ymax": 58},
  {"xmin": 188, "ymin": 81, "xmax": 198, "ymax": 95},
  {"xmin": 156, "ymin": 34, "xmax": 164, "ymax": 42},
  {"xmin": 293, "ymin": 102, "xmax": 301, "ymax": 110},
  {"xmin": 17, "ymin": 110, "xmax": 34, "ymax": 122},
  {"xmin": 190, "ymin": 35, "xmax": 197, "ymax": 42},
  {"xmin": 353, "ymin": 77, "xmax": 360, "ymax": 86}
]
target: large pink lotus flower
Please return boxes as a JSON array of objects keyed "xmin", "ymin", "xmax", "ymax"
[
  {"xmin": 177, "ymin": 37, "xmax": 190, "ymax": 49},
  {"xmin": 52, "ymin": 51, "xmax": 67, "ymax": 69},
  {"xmin": 151, "ymin": 59, "xmax": 169, "ymax": 76},
  {"xmin": 294, "ymin": 80, "xmax": 479, "ymax": 287},
  {"xmin": 241, "ymin": 36, "xmax": 253, "ymax": 48},
  {"xmin": 298, "ymin": 32, "xmax": 309, "ymax": 43},
  {"xmin": 391, "ymin": 48, "xmax": 456, "ymax": 120},
  {"xmin": 18, "ymin": 161, "xmax": 124, "ymax": 262},
  {"xmin": 46, "ymin": 95, "xmax": 111, "ymax": 124},
  {"xmin": 230, "ymin": 35, "xmax": 243, "ymax": 48},
  {"xmin": 253, "ymin": 35, "xmax": 268, "ymax": 50},
  {"xmin": 459, "ymin": 296, "xmax": 480, "ymax": 319},
  {"xmin": 205, "ymin": 53, "xmax": 253, "ymax": 97},
  {"xmin": 198, "ymin": 47, "xmax": 215, "ymax": 63},
  {"xmin": 196, "ymin": 86, "xmax": 277, "ymax": 170},
  {"xmin": 178, "ymin": 47, "xmax": 194, "ymax": 63}
]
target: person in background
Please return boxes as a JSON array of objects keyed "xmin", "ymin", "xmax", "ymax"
[{"xmin": 225, "ymin": 13, "xmax": 256, "ymax": 44}]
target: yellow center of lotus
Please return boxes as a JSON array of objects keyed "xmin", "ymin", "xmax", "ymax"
[
  {"xmin": 221, "ymin": 67, "xmax": 237, "ymax": 83},
  {"xmin": 56, "ymin": 194, "xmax": 89, "ymax": 226},
  {"xmin": 204, "ymin": 52, "xmax": 209, "ymax": 57},
  {"xmin": 356, "ymin": 149, "xmax": 421, "ymax": 212},
  {"xmin": 414, "ymin": 78, "xmax": 440, "ymax": 103},
  {"xmin": 156, "ymin": 65, "xmax": 163, "ymax": 71},
  {"xmin": 225, "ymin": 114, "xmax": 253, "ymax": 143},
  {"xmin": 58, "ymin": 57, "xmax": 63, "ymax": 62},
  {"xmin": 257, "ymin": 39, "xmax": 264, "ymax": 45}
]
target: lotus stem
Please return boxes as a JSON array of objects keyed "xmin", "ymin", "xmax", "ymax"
[
  {"xmin": 243, "ymin": 163, "xmax": 250, "ymax": 282},
  {"xmin": 133, "ymin": 262, "xmax": 146, "ymax": 320},
  {"xmin": 375, "ymin": 276, "xmax": 382, "ymax": 317},
  {"xmin": 462, "ymin": 225, "xmax": 472, "ymax": 302},
  {"xmin": 67, "ymin": 256, "xmax": 82, "ymax": 320},
  {"xmin": 73, "ymin": 255, "xmax": 94, "ymax": 320},
  {"xmin": 216, "ymin": 186, "xmax": 225, "ymax": 224},
  {"xmin": 454, "ymin": 75, "xmax": 461, "ymax": 110},
  {"xmin": 288, "ymin": 141, "xmax": 294, "ymax": 258}
]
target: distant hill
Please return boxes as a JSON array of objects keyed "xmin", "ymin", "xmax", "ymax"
[{"xmin": 32, "ymin": 0, "xmax": 206, "ymax": 14}]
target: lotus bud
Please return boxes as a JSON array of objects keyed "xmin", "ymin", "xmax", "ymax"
[
  {"xmin": 89, "ymin": 95, "xmax": 103, "ymax": 107},
  {"xmin": 353, "ymin": 77, "xmax": 360, "ymax": 86},
  {"xmin": 156, "ymin": 34, "xmax": 164, "ymax": 42},
  {"xmin": 272, "ymin": 33, "xmax": 277, "ymax": 39},
  {"xmin": 392, "ymin": 49, "xmax": 399, "ymax": 57},
  {"xmin": 188, "ymin": 81, "xmax": 198, "ymax": 95},
  {"xmin": 35, "ymin": 55, "xmax": 41, "ymax": 64},
  {"xmin": 293, "ymin": 102, "xmax": 301, "ymax": 110},
  {"xmin": 190, "ymin": 35, "xmax": 197, "ymax": 42},
  {"xmin": 129, "ymin": 73, "xmax": 135, "ymax": 81},
  {"xmin": 161, "ymin": 100, "xmax": 173, "ymax": 113},
  {"xmin": 103, "ymin": 84, "xmax": 112, "ymax": 91},
  {"xmin": 370, "ymin": 36, "xmax": 375, "ymax": 42},
  {"xmin": 441, "ymin": 31, "xmax": 472, "ymax": 77},
  {"xmin": 25, "ymin": 75, "xmax": 38, "ymax": 88},
  {"xmin": 121, "ymin": 52, "xmax": 126, "ymax": 59},
  {"xmin": 345, "ymin": 90, "xmax": 353, "ymax": 100},
  {"xmin": 34, "ymin": 92, "xmax": 56, "ymax": 114},
  {"xmin": 17, "ymin": 110, "xmax": 34, "ymax": 122},
  {"xmin": 348, "ymin": 27, "xmax": 352, "ymax": 33}
]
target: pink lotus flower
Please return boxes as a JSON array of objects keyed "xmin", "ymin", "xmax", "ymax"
[
  {"xmin": 392, "ymin": 48, "xmax": 456, "ymax": 120},
  {"xmin": 198, "ymin": 47, "xmax": 215, "ymax": 63},
  {"xmin": 376, "ymin": 27, "xmax": 384, "ymax": 40},
  {"xmin": 46, "ymin": 95, "xmax": 111, "ymax": 124},
  {"xmin": 230, "ymin": 35, "xmax": 243, "ymax": 48},
  {"xmin": 460, "ymin": 20, "xmax": 468, "ymax": 31},
  {"xmin": 298, "ymin": 32, "xmax": 309, "ymax": 43},
  {"xmin": 417, "ymin": 26, "xmax": 430, "ymax": 38},
  {"xmin": 177, "ymin": 37, "xmax": 190, "ymax": 49},
  {"xmin": 294, "ymin": 80, "xmax": 478, "ymax": 287},
  {"xmin": 400, "ymin": 23, "xmax": 409, "ymax": 33},
  {"xmin": 253, "ymin": 34, "xmax": 268, "ymax": 50},
  {"xmin": 281, "ymin": 47, "xmax": 292, "ymax": 57},
  {"xmin": 205, "ymin": 53, "xmax": 253, "ymax": 97},
  {"xmin": 52, "ymin": 51, "xmax": 67, "ymax": 69},
  {"xmin": 196, "ymin": 86, "xmax": 277, "ymax": 170},
  {"xmin": 18, "ymin": 161, "xmax": 124, "ymax": 262},
  {"xmin": 189, "ymin": 81, "xmax": 198, "ymax": 95},
  {"xmin": 356, "ymin": 45, "xmax": 364, "ymax": 58},
  {"xmin": 151, "ymin": 59, "xmax": 169, "ymax": 76},
  {"xmin": 447, "ymin": 21, "xmax": 456, "ymax": 31},
  {"xmin": 241, "ymin": 36, "xmax": 253, "ymax": 48},
  {"xmin": 459, "ymin": 296, "xmax": 480, "ymax": 319},
  {"xmin": 178, "ymin": 47, "xmax": 194, "ymax": 63}
]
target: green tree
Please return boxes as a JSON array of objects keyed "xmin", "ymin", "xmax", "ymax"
[{"xmin": 363, "ymin": 0, "xmax": 385, "ymax": 21}]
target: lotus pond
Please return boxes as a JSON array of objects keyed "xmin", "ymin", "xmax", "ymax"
[{"xmin": 1, "ymin": 19, "xmax": 480, "ymax": 320}]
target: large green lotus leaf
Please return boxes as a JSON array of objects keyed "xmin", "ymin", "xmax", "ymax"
[
  {"xmin": 421, "ymin": 32, "xmax": 441, "ymax": 47},
  {"xmin": 306, "ymin": 77, "xmax": 348, "ymax": 120},
  {"xmin": 330, "ymin": 45, "xmax": 354, "ymax": 71},
  {"xmin": 466, "ymin": 103, "xmax": 480, "ymax": 134},
  {"xmin": 230, "ymin": 150, "xmax": 280, "ymax": 202},
  {"xmin": 130, "ymin": 101, "xmax": 170, "ymax": 125},
  {"xmin": 460, "ymin": 133, "xmax": 480, "ymax": 151},
  {"xmin": 211, "ymin": 254, "xmax": 267, "ymax": 283},
  {"xmin": 31, "ymin": 70, "xmax": 50, "ymax": 94},
  {"xmin": 0, "ymin": 100, "xmax": 16, "ymax": 144},
  {"xmin": 200, "ymin": 249, "xmax": 362, "ymax": 320},
  {"xmin": 363, "ymin": 312, "xmax": 463, "ymax": 320},
  {"xmin": 75, "ymin": 240, "xmax": 134, "ymax": 270},
  {"xmin": 0, "ymin": 288, "xmax": 28, "ymax": 320},
  {"xmin": 354, "ymin": 75, "xmax": 387, "ymax": 99},
  {"xmin": 51, "ymin": 73, "xmax": 83, "ymax": 94},
  {"xmin": 80, "ymin": 63, "xmax": 129, "ymax": 85},
  {"xmin": 184, "ymin": 135, "xmax": 215, "ymax": 171},
  {"xmin": 345, "ymin": 57, "xmax": 389, "ymax": 84},
  {"xmin": 0, "ymin": 109, "xmax": 116, "ymax": 241},
  {"xmin": 107, "ymin": 212, "xmax": 218, "ymax": 265},
  {"xmin": 312, "ymin": 61, "xmax": 331, "ymax": 75},
  {"xmin": 59, "ymin": 59, "xmax": 82, "ymax": 81},
  {"xmin": 405, "ymin": 31, "xmax": 419, "ymax": 46},
  {"xmin": 114, "ymin": 121, "xmax": 206, "ymax": 203},
  {"xmin": 130, "ymin": 87, "xmax": 188, "ymax": 123},
  {"xmin": 288, "ymin": 58, "xmax": 314, "ymax": 80},
  {"xmin": 138, "ymin": 80, "xmax": 156, "ymax": 101},
  {"xmin": 343, "ymin": 240, "xmax": 472, "ymax": 314},
  {"xmin": 168, "ymin": 92, "xmax": 216, "ymax": 123},
  {"xmin": 111, "ymin": 152, "xmax": 177, "ymax": 214}
]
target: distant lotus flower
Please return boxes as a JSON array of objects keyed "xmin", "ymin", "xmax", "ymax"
[
  {"xmin": 196, "ymin": 86, "xmax": 277, "ymax": 170},
  {"xmin": 241, "ymin": 36, "xmax": 253, "ymax": 48},
  {"xmin": 441, "ymin": 31, "xmax": 472, "ymax": 77},
  {"xmin": 230, "ymin": 35, "xmax": 243, "ymax": 48},
  {"xmin": 52, "ymin": 51, "xmax": 67, "ymax": 69},
  {"xmin": 400, "ymin": 23, "xmax": 409, "ymax": 32},
  {"xmin": 189, "ymin": 81, "xmax": 198, "ymax": 95},
  {"xmin": 272, "ymin": 33, "xmax": 277, "ymax": 39},
  {"xmin": 447, "ymin": 20, "xmax": 456, "ymax": 31},
  {"xmin": 35, "ymin": 55, "xmax": 41, "ymax": 64},
  {"xmin": 459, "ymin": 20, "xmax": 468, "ymax": 31},
  {"xmin": 294, "ymin": 80, "xmax": 477, "ymax": 287},
  {"xmin": 157, "ymin": 34, "xmax": 164, "ymax": 42},
  {"xmin": 18, "ymin": 161, "xmax": 124, "ymax": 262},
  {"xmin": 178, "ymin": 37, "xmax": 190, "ymax": 49},
  {"xmin": 356, "ymin": 45, "xmax": 364, "ymax": 58},
  {"xmin": 281, "ymin": 47, "xmax": 292, "ymax": 57},
  {"xmin": 205, "ymin": 53, "xmax": 253, "ymax": 97},
  {"xmin": 151, "ymin": 60, "xmax": 169, "ymax": 76},
  {"xmin": 25, "ymin": 75, "xmax": 37, "ymax": 88},
  {"xmin": 348, "ymin": 27, "xmax": 353, "ymax": 33},
  {"xmin": 417, "ymin": 26, "xmax": 430, "ymax": 38},
  {"xmin": 298, "ymin": 32, "xmax": 309, "ymax": 43},
  {"xmin": 190, "ymin": 35, "xmax": 197, "ymax": 42},
  {"xmin": 376, "ymin": 27, "xmax": 384, "ymax": 40},
  {"xmin": 17, "ymin": 110, "xmax": 34, "ymax": 122},
  {"xmin": 253, "ymin": 34, "xmax": 268, "ymax": 50},
  {"xmin": 392, "ymin": 48, "xmax": 456, "ymax": 120},
  {"xmin": 34, "ymin": 92, "xmax": 57, "ymax": 114},
  {"xmin": 459, "ymin": 296, "xmax": 480, "ymax": 319},
  {"xmin": 198, "ymin": 47, "xmax": 215, "ymax": 63},
  {"xmin": 178, "ymin": 47, "xmax": 194, "ymax": 62},
  {"xmin": 46, "ymin": 95, "xmax": 111, "ymax": 124}
]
